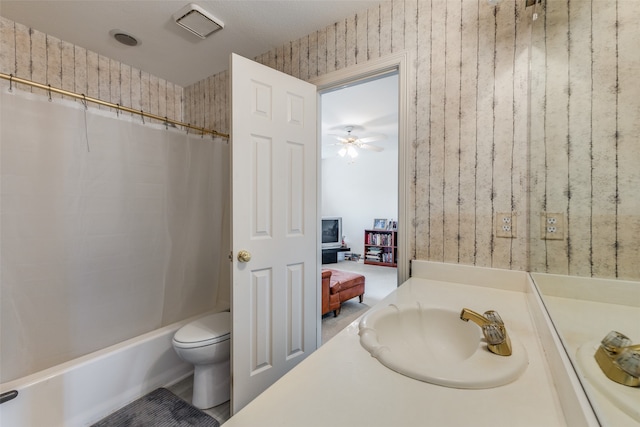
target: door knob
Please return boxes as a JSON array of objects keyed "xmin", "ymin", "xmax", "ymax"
[{"xmin": 237, "ymin": 250, "xmax": 252, "ymax": 263}]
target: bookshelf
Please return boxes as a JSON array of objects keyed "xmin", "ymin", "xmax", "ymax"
[{"xmin": 364, "ymin": 229, "xmax": 397, "ymax": 267}]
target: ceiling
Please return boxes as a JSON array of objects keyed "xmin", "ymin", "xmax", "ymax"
[
  {"xmin": 321, "ymin": 73, "xmax": 398, "ymax": 159},
  {"xmin": 1, "ymin": 0, "xmax": 384, "ymax": 87}
]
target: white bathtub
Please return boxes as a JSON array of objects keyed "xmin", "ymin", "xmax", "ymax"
[{"xmin": 0, "ymin": 308, "xmax": 227, "ymax": 427}]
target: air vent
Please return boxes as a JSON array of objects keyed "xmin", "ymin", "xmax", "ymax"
[
  {"xmin": 110, "ymin": 29, "xmax": 140, "ymax": 47},
  {"xmin": 174, "ymin": 3, "xmax": 224, "ymax": 39},
  {"xmin": 113, "ymin": 32, "xmax": 138, "ymax": 46}
]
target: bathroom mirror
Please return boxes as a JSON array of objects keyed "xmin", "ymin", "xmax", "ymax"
[{"xmin": 528, "ymin": 0, "xmax": 640, "ymax": 425}]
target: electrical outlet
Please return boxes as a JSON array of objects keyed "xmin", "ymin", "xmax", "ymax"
[
  {"xmin": 495, "ymin": 212, "xmax": 517, "ymax": 238},
  {"xmin": 540, "ymin": 212, "xmax": 564, "ymax": 240}
]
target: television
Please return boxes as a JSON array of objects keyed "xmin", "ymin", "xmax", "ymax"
[{"xmin": 321, "ymin": 217, "xmax": 342, "ymax": 249}]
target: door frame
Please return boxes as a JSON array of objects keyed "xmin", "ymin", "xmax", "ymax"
[{"xmin": 310, "ymin": 50, "xmax": 411, "ymax": 291}]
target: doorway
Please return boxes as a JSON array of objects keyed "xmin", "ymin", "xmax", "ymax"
[
  {"xmin": 320, "ymin": 73, "xmax": 399, "ymax": 259},
  {"xmin": 318, "ymin": 72, "xmax": 400, "ymax": 343},
  {"xmin": 311, "ymin": 51, "xmax": 411, "ymax": 287}
]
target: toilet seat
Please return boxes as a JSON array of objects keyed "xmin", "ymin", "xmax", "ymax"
[{"xmin": 173, "ymin": 312, "xmax": 231, "ymax": 349}]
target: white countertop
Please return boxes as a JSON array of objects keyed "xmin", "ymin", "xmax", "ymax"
[{"xmin": 223, "ymin": 263, "xmax": 567, "ymax": 427}]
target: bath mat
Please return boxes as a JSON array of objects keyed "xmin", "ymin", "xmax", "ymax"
[{"xmin": 91, "ymin": 387, "xmax": 220, "ymax": 427}]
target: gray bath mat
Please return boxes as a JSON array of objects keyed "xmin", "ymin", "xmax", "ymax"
[{"xmin": 91, "ymin": 387, "xmax": 220, "ymax": 427}]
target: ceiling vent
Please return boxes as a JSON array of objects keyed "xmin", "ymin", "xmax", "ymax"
[{"xmin": 173, "ymin": 4, "xmax": 224, "ymax": 39}]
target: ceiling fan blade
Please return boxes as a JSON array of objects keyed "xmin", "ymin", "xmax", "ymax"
[
  {"xmin": 327, "ymin": 134, "xmax": 349, "ymax": 143},
  {"xmin": 358, "ymin": 134, "xmax": 385, "ymax": 143},
  {"xmin": 359, "ymin": 143, "xmax": 384, "ymax": 152}
]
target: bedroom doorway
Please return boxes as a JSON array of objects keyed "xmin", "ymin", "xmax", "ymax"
[
  {"xmin": 318, "ymin": 71, "xmax": 399, "ymax": 343},
  {"xmin": 311, "ymin": 50, "xmax": 411, "ymax": 346}
]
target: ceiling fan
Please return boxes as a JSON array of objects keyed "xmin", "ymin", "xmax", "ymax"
[{"xmin": 329, "ymin": 126, "xmax": 384, "ymax": 158}]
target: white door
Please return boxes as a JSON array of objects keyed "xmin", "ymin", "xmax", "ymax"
[{"xmin": 230, "ymin": 53, "xmax": 318, "ymax": 414}]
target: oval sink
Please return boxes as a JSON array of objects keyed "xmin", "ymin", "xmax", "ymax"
[{"xmin": 358, "ymin": 302, "xmax": 528, "ymax": 389}]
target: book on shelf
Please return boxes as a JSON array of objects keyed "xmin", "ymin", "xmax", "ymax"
[
  {"xmin": 365, "ymin": 232, "xmax": 394, "ymax": 246},
  {"xmin": 381, "ymin": 252, "xmax": 394, "ymax": 263}
]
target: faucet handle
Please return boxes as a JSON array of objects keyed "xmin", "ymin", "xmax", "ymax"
[
  {"xmin": 601, "ymin": 330, "xmax": 632, "ymax": 353},
  {"xmin": 483, "ymin": 310, "xmax": 504, "ymax": 325},
  {"xmin": 483, "ymin": 323, "xmax": 506, "ymax": 345},
  {"xmin": 616, "ymin": 348, "xmax": 640, "ymax": 378}
]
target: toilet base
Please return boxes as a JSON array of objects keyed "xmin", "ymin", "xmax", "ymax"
[{"xmin": 192, "ymin": 359, "xmax": 230, "ymax": 409}]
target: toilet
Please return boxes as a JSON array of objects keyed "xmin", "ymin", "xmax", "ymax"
[{"xmin": 172, "ymin": 311, "xmax": 231, "ymax": 409}]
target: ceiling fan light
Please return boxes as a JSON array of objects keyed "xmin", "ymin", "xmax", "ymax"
[
  {"xmin": 347, "ymin": 146, "xmax": 358, "ymax": 158},
  {"xmin": 338, "ymin": 147, "xmax": 347, "ymax": 157}
]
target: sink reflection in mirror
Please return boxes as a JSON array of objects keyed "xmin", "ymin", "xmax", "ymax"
[
  {"xmin": 531, "ymin": 273, "xmax": 640, "ymax": 426},
  {"xmin": 576, "ymin": 342, "xmax": 640, "ymax": 423},
  {"xmin": 358, "ymin": 301, "xmax": 528, "ymax": 389}
]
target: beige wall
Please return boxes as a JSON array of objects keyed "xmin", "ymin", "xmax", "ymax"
[
  {"xmin": 0, "ymin": 16, "xmax": 183, "ymax": 123},
  {"xmin": 185, "ymin": 0, "xmax": 532, "ymax": 272}
]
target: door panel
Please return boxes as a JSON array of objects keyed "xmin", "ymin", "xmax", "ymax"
[
  {"xmin": 230, "ymin": 53, "xmax": 318, "ymax": 414},
  {"xmin": 250, "ymin": 268, "xmax": 272, "ymax": 374},
  {"xmin": 251, "ymin": 135, "xmax": 272, "ymax": 237},
  {"xmin": 286, "ymin": 263, "xmax": 304, "ymax": 359}
]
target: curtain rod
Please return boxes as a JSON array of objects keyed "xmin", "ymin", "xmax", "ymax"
[{"xmin": 0, "ymin": 72, "xmax": 229, "ymax": 139}]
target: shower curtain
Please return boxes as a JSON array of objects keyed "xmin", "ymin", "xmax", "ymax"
[{"xmin": 0, "ymin": 90, "xmax": 229, "ymax": 382}]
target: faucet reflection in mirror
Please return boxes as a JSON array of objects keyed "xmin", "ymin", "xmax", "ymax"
[
  {"xmin": 595, "ymin": 331, "xmax": 640, "ymax": 387},
  {"xmin": 460, "ymin": 308, "xmax": 512, "ymax": 356}
]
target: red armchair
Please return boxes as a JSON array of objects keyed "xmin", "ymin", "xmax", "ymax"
[
  {"xmin": 321, "ymin": 269, "xmax": 365, "ymax": 317},
  {"xmin": 322, "ymin": 270, "xmax": 341, "ymax": 316}
]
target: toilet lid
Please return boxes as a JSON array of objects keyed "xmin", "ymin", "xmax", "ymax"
[{"xmin": 173, "ymin": 312, "xmax": 230, "ymax": 347}]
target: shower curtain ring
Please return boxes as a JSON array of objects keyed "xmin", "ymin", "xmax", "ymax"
[
  {"xmin": 8, "ymin": 74, "xmax": 13, "ymax": 92},
  {"xmin": 47, "ymin": 84, "xmax": 52, "ymax": 102},
  {"xmin": 116, "ymin": 104, "xmax": 120, "ymax": 117},
  {"xmin": 165, "ymin": 116, "xmax": 169, "ymax": 130},
  {"xmin": 141, "ymin": 110, "xmax": 145, "ymax": 124},
  {"xmin": 81, "ymin": 94, "xmax": 88, "ymax": 110}
]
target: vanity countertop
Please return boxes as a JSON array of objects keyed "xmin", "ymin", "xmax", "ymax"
[{"xmin": 223, "ymin": 263, "xmax": 567, "ymax": 427}]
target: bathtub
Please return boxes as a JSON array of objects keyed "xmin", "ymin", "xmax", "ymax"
[{"xmin": 0, "ymin": 307, "xmax": 228, "ymax": 427}]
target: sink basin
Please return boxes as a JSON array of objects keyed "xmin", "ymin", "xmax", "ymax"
[{"xmin": 358, "ymin": 302, "xmax": 528, "ymax": 388}]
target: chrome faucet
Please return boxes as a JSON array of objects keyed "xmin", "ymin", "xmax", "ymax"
[{"xmin": 460, "ymin": 308, "xmax": 512, "ymax": 356}]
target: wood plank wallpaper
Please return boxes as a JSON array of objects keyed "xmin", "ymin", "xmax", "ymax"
[
  {"xmin": 2, "ymin": 0, "xmax": 636, "ymax": 281},
  {"xmin": 0, "ymin": 16, "xmax": 183, "ymax": 123},
  {"xmin": 185, "ymin": 0, "xmax": 532, "ymax": 273},
  {"xmin": 530, "ymin": 0, "xmax": 640, "ymax": 280}
]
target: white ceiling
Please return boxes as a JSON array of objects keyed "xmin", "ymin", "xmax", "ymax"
[
  {"xmin": 1, "ymin": 0, "xmax": 384, "ymax": 87},
  {"xmin": 321, "ymin": 73, "xmax": 398, "ymax": 159}
]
